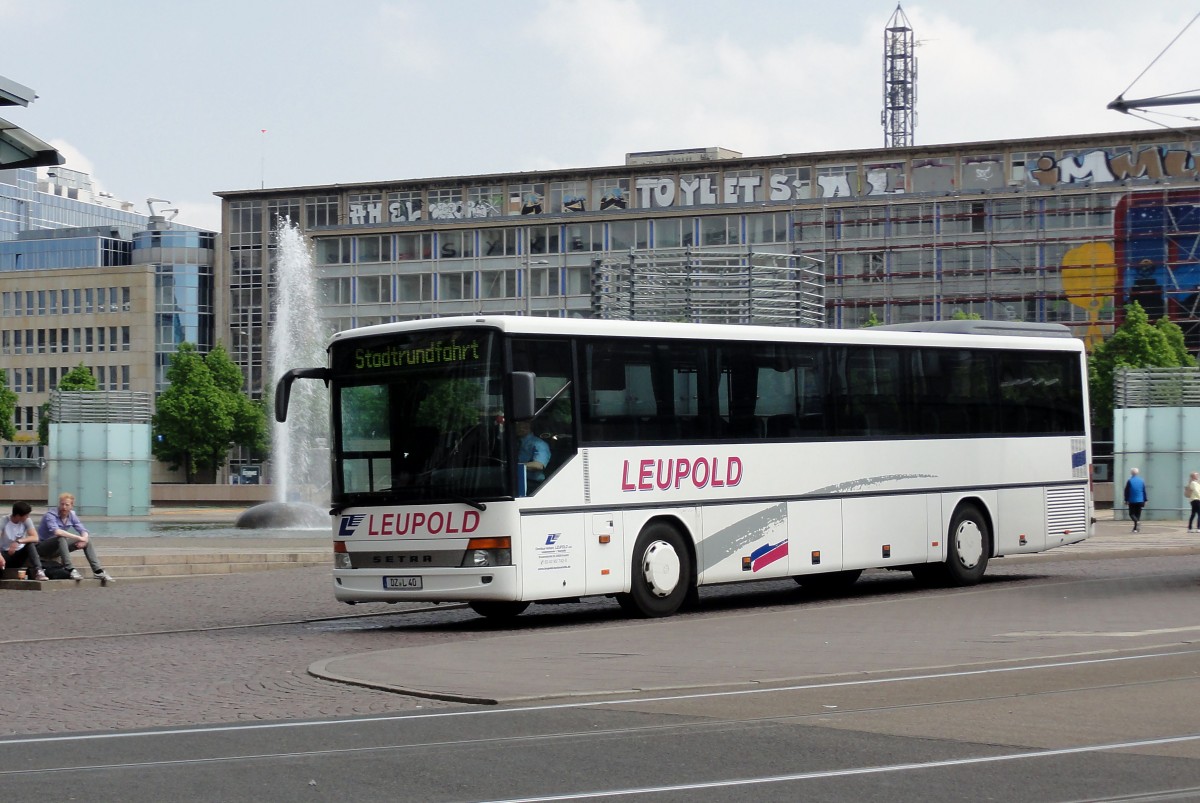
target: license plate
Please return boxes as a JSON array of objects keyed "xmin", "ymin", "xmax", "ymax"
[{"xmin": 384, "ymin": 576, "xmax": 422, "ymax": 590}]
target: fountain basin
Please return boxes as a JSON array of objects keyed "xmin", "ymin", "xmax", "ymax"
[{"xmin": 235, "ymin": 501, "xmax": 329, "ymax": 530}]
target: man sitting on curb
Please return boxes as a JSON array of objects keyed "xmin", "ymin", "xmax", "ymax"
[
  {"xmin": 37, "ymin": 492, "xmax": 116, "ymax": 585},
  {"xmin": 2, "ymin": 501, "xmax": 50, "ymax": 582}
]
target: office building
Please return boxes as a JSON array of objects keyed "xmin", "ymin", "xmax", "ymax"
[
  {"xmin": 0, "ymin": 166, "xmax": 215, "ymax": 482},
  {"xmin": 217, "ymin": 126, "xmax": 1200, "ymax": 403}
]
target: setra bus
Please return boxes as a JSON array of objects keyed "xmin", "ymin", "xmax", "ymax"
[{"xmin": 276, "ymin": 315, "xmax": 1091, "ymax": 619}]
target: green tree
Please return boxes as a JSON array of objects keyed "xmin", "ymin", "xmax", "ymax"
[
  {"xmin": 950, "ymin": 310, "xmax": 983, "ymax": 320},
  {"xmin": 37, "ymin": 363, "xmax": 99, "ymax": 446},
  {"xmin": 1088, "ymin": 302, "xmax": 1196, "ymax": 429},
  {"xmin": 205, "ymin": 345, "xmax": 269, "ymax": 456},
  {"xmin": 0, "ymin": 373, "xmax": 17, "ymax": 442},
  {"xmin": 1156, "ymin": 316, "xmax": 1194, "ymax": 367},
  {"xmin": 152, "ymin": 343, "xmax": 268, "ymax": 482},
  {"xmin": 416, "ymin": 379, "xmax": 481, "ymax": 432}
]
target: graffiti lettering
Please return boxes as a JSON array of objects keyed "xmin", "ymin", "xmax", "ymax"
[
  {"xmin": 678, "ymin": 176, "xmax": 717, "ymax": 205},
  {"xmin": 428, "ymin": 201, "xmax": 464, "ymax": 220},
  {"xmin": 1033, "ymin": 146, "xmax": 1197, "ymax": 186},
  {"xmin": 386, "ymin": 200, "xmax": 422, "ymax": 222},
  {"xmin": 817, "ymin": 174, "xmax": 852, "ymax": 197},
  {"xmin": 348, "ymin": 202, "xmax": 382, "ymax": 225}
]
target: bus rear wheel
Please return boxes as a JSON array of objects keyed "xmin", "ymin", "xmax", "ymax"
[
  {"xmin": 915, "ymin": 503, "xmax": 990, "ymax": 587},
  {"xmin": 617, "ymin": 523, "xmax": 692, "ymax": 618},
  {"xmin": 468, "ymin": 600, "xmax": 530, "ymax": 620}
]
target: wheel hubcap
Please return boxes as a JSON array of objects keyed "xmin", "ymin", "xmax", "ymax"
[
  {"xmin": 641, "ymin": 540, "xmax": 681, "ymax": 598},
  {"xmin": 955, "ymin": 520, "xmax": 984, "ymax": 568}
]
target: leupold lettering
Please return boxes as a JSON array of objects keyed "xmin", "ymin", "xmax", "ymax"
[
  {"xmin": 363, "ymin": 510, "xmax": 481, "ymax": 536},
  {"xmin": 355, "ymin": 340, "xmax": 480, "ymax": 370},
  {"xmin": 621, "ymin": 456, "xmax": 743, "ymax": 491}
]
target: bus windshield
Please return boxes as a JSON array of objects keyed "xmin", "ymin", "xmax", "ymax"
[{"xmin": 330, "ymin": 328, "xmax": 508, "ymax": 506}]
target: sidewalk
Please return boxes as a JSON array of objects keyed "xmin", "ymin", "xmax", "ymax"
[{"xmin": 0, "ymin": 506, "xmax": 327, "ymax": 587}]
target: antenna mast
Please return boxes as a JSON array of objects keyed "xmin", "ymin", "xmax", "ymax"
[{"xmin": 882, "ymin": 3, "xmax": 917, "ymax": 148}]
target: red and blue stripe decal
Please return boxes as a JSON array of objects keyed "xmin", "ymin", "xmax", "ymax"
[{"xmin": 749, "ymin": 539, "xmax": 789, "ymax": 572}]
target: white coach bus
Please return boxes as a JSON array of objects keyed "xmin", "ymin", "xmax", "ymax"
[{"xmin": 276, "ymin": 315, "xmax": 1091, "ymax": 619}]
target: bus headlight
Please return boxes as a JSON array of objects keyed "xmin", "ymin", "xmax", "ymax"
[
  {"xmin": 333, "ymin": 541, "xmax": 351, "ymax": 569},
  {"xmin": 460, "ymin": 537, "xmax": 512, "ymax": 567}
]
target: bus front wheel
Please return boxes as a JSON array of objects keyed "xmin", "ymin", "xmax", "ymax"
[
  {"xmin": 944, "ymin": 503, "xmax": 990, "ymax": 586},
  {"xmin": 468, "ymin": 600, "xmax": 530, "ymax": 620},
  {"xmin": 617, "ymin": 523, "xmax": 692, "ymax": 618}
]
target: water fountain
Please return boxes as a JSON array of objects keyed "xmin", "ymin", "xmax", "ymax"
[{"xmin": 236, "ymin": 219, "xmax": 330, "ymax": 530}]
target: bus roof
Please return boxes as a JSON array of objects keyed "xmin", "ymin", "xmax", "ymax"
[
  {"xmin": 874, "ymin": 319, "xmax": 1073, "ymax": 338},
  {"xmin": 328, "ymin": 316, "xmax": 1084, "ymax": 352}
]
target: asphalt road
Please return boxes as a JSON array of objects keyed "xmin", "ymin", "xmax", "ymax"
[{"xmin": 1, "ymin": 553, "xmax": 1199, "ymax": 801}]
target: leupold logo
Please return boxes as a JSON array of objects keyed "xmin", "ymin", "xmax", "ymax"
[
  {"xmin": 339, "ymin": 515, "xmax": 365, "ymax": 536},
  {"xmin": 545, "ymin": 534, "xmax": 560, "ymax": 546}
]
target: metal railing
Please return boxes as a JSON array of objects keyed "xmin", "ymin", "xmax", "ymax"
[
  {"xmin": 1114, "ymin": 367, "xmax": 1200, "ymax": 408},
  {"xmin": 49, "ymin": 391, "xmax": 153, "ymax": 423},
  {"xmin": 592, "ymin": 248, "xmax": 825, "ymax": 327}
]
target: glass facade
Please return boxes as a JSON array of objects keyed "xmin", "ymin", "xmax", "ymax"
[
  {"xmin": 131, "ymin": 229, "xmax": 217, "ymax": 392},
  {"xmin": 0, "ymin": 232, "xmax": 133, "ymax": 271},
  {"xmin": 0, "ymin": 167, "xmax": 216, "ymax": 480},
  {"xmin": 0, "ymin": 167, "xmax": 151, "ymax": 240}
]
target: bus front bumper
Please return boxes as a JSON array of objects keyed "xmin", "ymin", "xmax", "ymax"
[{"xmin": 332, "ymin": 566, "xmax": 519, "ymax": 604}]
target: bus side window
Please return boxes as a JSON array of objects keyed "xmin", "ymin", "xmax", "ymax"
[{"xmin": 511, "ymin": 337, "xmax": 575, "ymax": 480}]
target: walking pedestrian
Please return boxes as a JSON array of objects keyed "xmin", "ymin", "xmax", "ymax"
[
  {"xmin": 1187, "ymin": 472, "xmax": 1200, "ymax": 532},
  {"xmin": 1125, "ymin": 468, "xmax": 1148, "ymax": 533}
]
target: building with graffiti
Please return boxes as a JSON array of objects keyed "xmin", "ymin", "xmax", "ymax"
[{"xmin": 217, "ymin": 126, "xmax": 1200, "ymax": 404}]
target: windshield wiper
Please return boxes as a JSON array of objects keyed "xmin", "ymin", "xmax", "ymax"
[{"xmin": 448, "ymin": 494, "xmax": 487, "ymax": 512}]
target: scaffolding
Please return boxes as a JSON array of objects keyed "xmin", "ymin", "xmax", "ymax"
[
  {"xmin": 882, "ymin": 3, "xmax": 916, "ymax": 148},
  {"xmin": 591, "ymin": 248, "xmax": 825, "ymax": 327},
  {"xmin": 798, "ymin": 186, "xmax": 1200, "ymax": 348}
]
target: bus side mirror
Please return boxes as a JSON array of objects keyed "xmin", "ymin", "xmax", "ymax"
[
  {"xmin": 512, "ymin": 371, "xmax": 536, "ymax": 421},
  {"xmin": 275, "ymin": 367, "xmax": 330, "ymax": 422}
]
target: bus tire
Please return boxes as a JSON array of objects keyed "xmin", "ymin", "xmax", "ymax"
[
  {"xmin": 468, "ymin": 600, "xmax": 530, "ymax": 619},
  {"xmin": 617, "ymin": 523, "xmax": 692, "ymax": 618},
  {"xmin": 944, "ymin": 503, "xmax": 990, "ymax": 586},
  {"xmin": 794, "ymin": 569, "xmax": 862, "ymax": 594}
]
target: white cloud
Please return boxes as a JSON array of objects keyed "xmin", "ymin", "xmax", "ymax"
[
  {"xmin": 45, "ymin": 138, "xmax": 110, "ymax": 192},
  {"xmin": 171, "ymin": 199, "xmax": 221, "ymax": 233}
]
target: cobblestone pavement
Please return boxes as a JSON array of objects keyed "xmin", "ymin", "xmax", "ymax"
[
  {"xmin": 0, "ymin": 568, "xmax": 476, "ymax": 736},
  {"xmin": 3, "ymin": 511, "xmax": 1196, "ymax": 738}
]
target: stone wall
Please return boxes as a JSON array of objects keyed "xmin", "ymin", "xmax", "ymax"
[{"xmin": 0, "ymin": 484, "xmax": 271, "ymax": 508}]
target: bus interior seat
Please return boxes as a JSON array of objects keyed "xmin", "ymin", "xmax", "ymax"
[
  {"xmin": 764, "ymin": 414, "xmax": 798, "ymax": 438},
  {"xmin": 545, "ymin": 433, "xmax": 574, "ymax": 469}
]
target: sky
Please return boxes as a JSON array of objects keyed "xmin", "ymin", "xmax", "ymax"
[{"xmin": 3, "ymin": 0, "xmax": 1199, "ymax": 232}]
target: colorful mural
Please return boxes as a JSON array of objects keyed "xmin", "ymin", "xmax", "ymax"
[
  {"xmin": 1060, "ymin": 242, "xmax": 1117, "ymax": 349},
  {"xmin": 1114, "ymin": 189, "xmax": 1200, "ymax": 338}
]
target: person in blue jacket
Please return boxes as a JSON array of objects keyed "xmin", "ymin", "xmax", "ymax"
[
  {"xmin": 1124, "ymin": 467, "xmax": 1148, "ymax": 533},
  {"xmin": 515, "ymin": 419, "xmax": 550, "ymax": 484}
]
